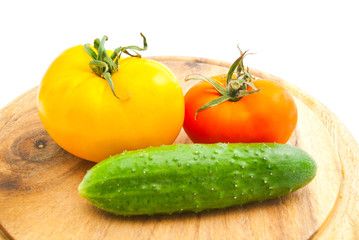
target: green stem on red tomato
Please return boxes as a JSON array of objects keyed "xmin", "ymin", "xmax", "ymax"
[{"xmin": 185, "ymin": 48, "xmax": 261, "ymax": 117}]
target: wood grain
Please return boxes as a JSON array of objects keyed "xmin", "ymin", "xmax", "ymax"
[{"xmin": 0, "ymin": 57, "xmax": 358, "ymax": 240}]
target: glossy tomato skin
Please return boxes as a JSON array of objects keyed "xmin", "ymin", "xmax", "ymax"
[
  {"xmin": 38, "ymin": 45, "xmax": 184, "ymax": 162},
  {"xmin": 183, "ymin": 75, "xmax": 297, "ymax": 144}
]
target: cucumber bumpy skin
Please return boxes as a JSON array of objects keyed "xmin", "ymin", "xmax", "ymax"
[{"xmin": 78, "ymin": 143, "xmax": 317, "ymax": 216}]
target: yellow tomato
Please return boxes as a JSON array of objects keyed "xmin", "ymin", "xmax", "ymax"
[{"xmin": 37, "ymin": 37, "xmax": 184, "ymax": 162}]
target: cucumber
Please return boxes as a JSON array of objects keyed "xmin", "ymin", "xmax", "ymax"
[{"xmin": 78, "ymin": 143, "xmax": 317, "ymax": 216}]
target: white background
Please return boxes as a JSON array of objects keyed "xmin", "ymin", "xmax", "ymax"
[{"xmin": 1, "ymin": 0, "xmax": 358, "ymax": 143}]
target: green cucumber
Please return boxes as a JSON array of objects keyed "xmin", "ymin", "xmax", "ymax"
[{"xmin": 78, "ymin": 143, "xmax": 317, "ymax": 216}]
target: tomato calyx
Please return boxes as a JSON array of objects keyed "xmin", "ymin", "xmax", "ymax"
[
  {"xmin": 186, "ymin": 49, "xmax": 261, "ymax": 119},
  {"xmin": 83, "ymin": 33, "xmax": 148, "ymax": 99}
]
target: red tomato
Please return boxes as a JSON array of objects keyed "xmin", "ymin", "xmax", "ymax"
[{"xmin": 183, "ymin": 75, "xmax": 298, "ymax": 144}]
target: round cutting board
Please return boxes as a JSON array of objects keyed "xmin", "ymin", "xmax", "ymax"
[{"xmin": 0, "ymin": 57, "xmax": 358, "ymax": 240}]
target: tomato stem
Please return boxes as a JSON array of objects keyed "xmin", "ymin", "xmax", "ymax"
[
  {"xmin": 185, "ymin": 47, "xmax": 261, "ymax": 117},
  {"xmin": 83, "ymin": 33, "xmax": 147, "ymax": 99}
]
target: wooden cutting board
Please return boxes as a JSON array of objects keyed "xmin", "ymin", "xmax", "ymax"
[{"xmin": 0, "ymin": 57, "xmax": 358, "ymax": 240}]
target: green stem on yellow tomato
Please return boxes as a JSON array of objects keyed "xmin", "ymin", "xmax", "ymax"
[{"xmin": 83, "ymin": 33, "xmax": 147, "ymax": 99}]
